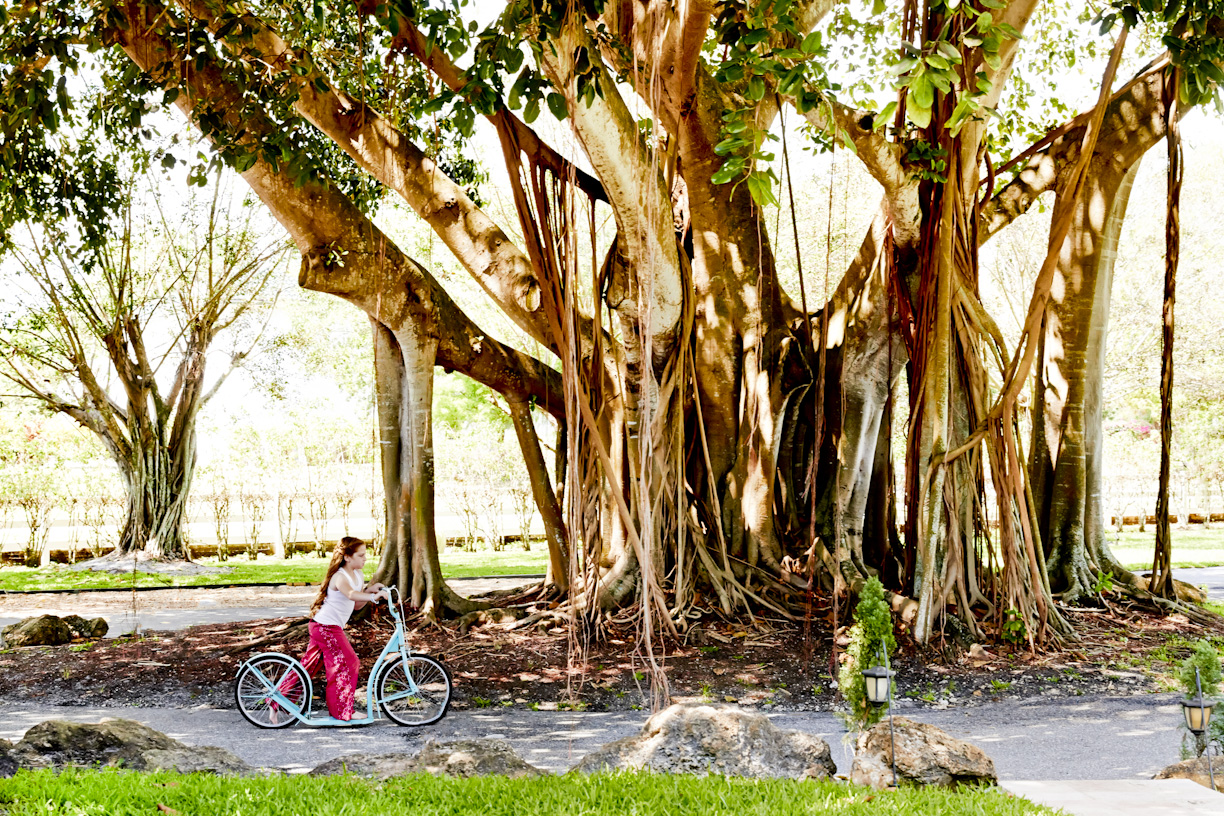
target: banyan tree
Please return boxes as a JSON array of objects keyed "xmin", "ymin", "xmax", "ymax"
[{"xmin": 2, "ymin": 0, "xmax": 1222, "ymax": 645}]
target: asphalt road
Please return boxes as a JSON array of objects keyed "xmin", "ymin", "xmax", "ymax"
[{"xmin": 0, "ymin": 693, "xmax": 1190, "ymax": 779}]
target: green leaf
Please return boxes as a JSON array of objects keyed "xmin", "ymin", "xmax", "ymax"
[
  {"xmin": 711, "ymin": 158, "xmax": 743, "ymax": 185},
  {"xmin": 800, "ymin": 32, "xmax": 821, "ymax": 54},
  {"xmin": 910, "ymin": 74, "xmax": 934, "ymax": 109},
  {"xmin": 874, "ymin": 101, "xmax": 897, "ymax": 130},
  {"xmin": 745, "ymin": 172, "xmax": 777, "ymax": 207},
  {"xmin": 908, "ymin": 102, "xmax": 931, "ymax": 129},
  {"xmin": 714, "ymin": 137, "xmax": 750, "ymax": 156},
  {"xmin": 524, "ymin": 98, "xmax": 540, "ymax": 124},
  {"xmin": 748, "ymin": 76, "xmax": 766, "ymax": 101},
  {"xmin": 163, "ymin": 88, "xmax": 180, "ymax": 106},
  {"xmin": 546, "ymin": 92, "xmax": 567, "ymax": 120},
  {"xmin": 889, "ymin": 57, "xmax": 919, "ymax": 76},
  {"xmin": 937, "ymin": 42, "xmax": 962, "ymax": 63}
]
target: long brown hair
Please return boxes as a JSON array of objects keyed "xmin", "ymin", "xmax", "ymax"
[{"xmin": 309, "ymin": 537, "xmax": 366, "ymax": 618}]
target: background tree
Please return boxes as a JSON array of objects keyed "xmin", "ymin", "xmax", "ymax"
[{"xmin": 0, "ymin": 172, "xmax": 286, "ymax": 558}]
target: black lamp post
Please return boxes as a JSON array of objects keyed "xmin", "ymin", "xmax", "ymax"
[
  {"xmin": 1181, "ymin": 666, "xmax": 1216, "ymax": 791},
  {"xmin": 862, "ymin": 656, "xmax": 899, "ymax": 787}
]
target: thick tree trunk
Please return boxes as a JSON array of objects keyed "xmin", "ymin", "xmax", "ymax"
[
  {"xmin": 369, "ymin": 319, "xmax": 410, "ymax": 591},
  {"xmin": 116, "ymin": 429, "xmax": 194, "ymax": 558},
  {"xmin": 1032, "ymin": 165, "xmax": 1140, "ymax": 601}
]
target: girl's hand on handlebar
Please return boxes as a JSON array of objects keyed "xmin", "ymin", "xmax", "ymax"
[{"xmin": 376, "ymin": 588, "xmax": 393, "ymax": 602}]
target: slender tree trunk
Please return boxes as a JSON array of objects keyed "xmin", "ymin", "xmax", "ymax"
[
  {"xmin": 1151, "ymin": 70, "xmax": 1182, "ymax": 600},
  {"xmin": 507, "ymin": 397, "xmax": 569, "ymax": 593}
]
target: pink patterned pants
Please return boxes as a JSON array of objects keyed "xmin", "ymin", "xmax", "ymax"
[{"xmin": 304, "ymin": 621, "xmax": 359, "ymax": 720}]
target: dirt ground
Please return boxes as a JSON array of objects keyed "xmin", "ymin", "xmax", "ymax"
[{"xmin": 2, "ymin": 586, "xmax": 1221, "ymax": 715}]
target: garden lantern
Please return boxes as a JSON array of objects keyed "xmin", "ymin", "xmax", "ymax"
[
  {"xmin": 861, "ymin": 665, "xmax": 895, "ymax": 706},
  {"xmin": 862, "ymin": 660, "xmax": 899, "ymax": 787},
  {"xmin": 1182, "ymin": 697, "xmax": 1214, "ymax": 735},
  {"xmin": 1181, "ymin": 666, "xmax": 1216, "ymax": 792}
]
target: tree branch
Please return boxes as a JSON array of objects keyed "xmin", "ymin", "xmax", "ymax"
[
  {"xmin": 169, "ymin": 0, "xmax": 560, "ymax": 353},
  {"xmin": 110, "ymin": 1, "xmax": 566, "ymax": 421}
]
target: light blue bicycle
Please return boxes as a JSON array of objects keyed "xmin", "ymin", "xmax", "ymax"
[{"xmin": 233, "ymin": 587, "xmax": 451, "ymax": 728}]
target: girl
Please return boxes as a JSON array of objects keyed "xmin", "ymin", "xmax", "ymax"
[{"xmin": 298, "ymin": 536, "xmax": 389, "ymax": 721}]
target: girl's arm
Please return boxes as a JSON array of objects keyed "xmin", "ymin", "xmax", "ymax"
[{"xmin": 335, "ymin": 574, "xmax": 389, "ymax": 606}]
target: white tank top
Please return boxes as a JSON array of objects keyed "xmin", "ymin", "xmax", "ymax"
[{"xmin": 313, "ymin": 568, "xmax": 360, "ymax": 627}]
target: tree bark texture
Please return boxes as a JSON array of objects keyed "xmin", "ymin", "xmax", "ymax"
[{"xmin": 1032, "ymin": 165, "xmax": 1140, "ymax": 602}]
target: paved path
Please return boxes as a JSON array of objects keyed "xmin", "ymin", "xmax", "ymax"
[
  {"xmin": 0, "ymin": 694, "xmax": 1195, "ymax": 778},
  {"xmin": 1002, "ymin": 779, "xmax": 1223, "ymax": 815},
  {"xmin": 0, "ymin": 576, "xmax": 537, "ymax": 637},
  {"xmin": 1183, "ymin": 566, "xmax": 1224, "ymax": 601}
]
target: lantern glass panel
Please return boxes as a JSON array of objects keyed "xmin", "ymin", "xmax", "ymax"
[{"xmin": 1183, "ymin": 700, "xmax": 1214, "ymax": 734}]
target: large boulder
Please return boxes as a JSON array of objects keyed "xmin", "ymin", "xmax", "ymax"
[
  {"xmin": 311, "ymin": 739, "xmax": 546, "ymax": 780},
  {"xmin": 2, "ymin": 615, "xmax": 75, "ymax": 647},
  {"xmin": 851, "ymin": 717, "xmax": 996, "ymax": 789},
  {"xmin": 61, "ymin": 615, "xmax": 109, "ymax": 640},
  {"xmin": 8, "ymin": 719, "xmax": 256, "ymax": 776},
  {"xmin": 574, "ymin": 704, "xmax": 836, "ymax": 780},
  {"xmin": 1154, "ymin": 757, "xmax": 1224, "ymax": 791}
]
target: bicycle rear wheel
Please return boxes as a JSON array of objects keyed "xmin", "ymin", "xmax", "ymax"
[
  {"xmin": 234, "ymin": 654, "xmax": 309, "ymax": 729},
  {"xmin": 378, "ymin": 655, "xmax": 451, "ymax": 726}
]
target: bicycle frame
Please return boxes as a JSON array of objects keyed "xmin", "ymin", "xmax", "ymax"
[{"xmin": 241, "ymin": 586, "xmax": 418, "ymax": 727}]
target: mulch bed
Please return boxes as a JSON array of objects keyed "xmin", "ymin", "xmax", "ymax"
[{"xmin": 2, "ymin": 598, "xmax": 1221, "ymax": 713}]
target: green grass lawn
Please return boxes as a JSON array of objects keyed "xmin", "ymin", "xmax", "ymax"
[
  {"xmin": 0, "ymin": 546, "xmax": 547, "ymax": 592},
  {"xmin": 1108, "ymin": 528, "xmax": 1224, "ymax": 571},
  {"xmin": 0, "ymin": 768, "xmax": 1055, "ymax": 816}
]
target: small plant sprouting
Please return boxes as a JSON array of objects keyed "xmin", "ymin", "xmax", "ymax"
[
  {"xmin": 990, "ymin": 679, "xmax": 1012, "ymax": 693},
  {"xmin": 473, "ymin": 697, "xmax": 492, "ymax": 709},
  {"xmin": 836, "ymin": 576, "xmax": 897, "ymax": 731},
  {"xmin": 1001, "ymin": 608, "xmax": 1027, "ymax": 646}
]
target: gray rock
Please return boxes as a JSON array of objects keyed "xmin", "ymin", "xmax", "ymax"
[
  {"xmin": 574, "ymin": 703, "xmax": 836, "ymax": 779},
  {"xmin": 311, "ymin": 740, "xmax": 545, "ymax": 780},
  {"xmin": 13, "ymin": 719, "xmax": 178, "ymax": 770},
  {"xmin": 61, "ymin": 615, "xmax": 109, "ymax": 640},
  {"xmin": 9, "ymin": 719, "xmax": 256, "ymax": 776},
  {"xmin": 851, "ymin": 717, "xmax": 996, "ymax": 789},
  {"xmin": 415, "ymin": 739, "xmax": 548, "ymax": 778},
  {"xmin": 1154, "ymin": 757, "xmax": 1224, "ymax": 792},
  {"xmin": 311, "ymin": 752, "xmax": 421, "ymax": 779},
  {"xmin": 2, "ymin": 615, "xmax": 75, "ymax": 648},
  {"xmin": 0, "ymin": 738, "xmax": 15, "ymax": 779},
  {"xmin": 142, "ymin": 746, "xmax": 258, "ymax": 776}
]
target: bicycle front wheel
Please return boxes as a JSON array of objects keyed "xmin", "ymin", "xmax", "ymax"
[
  {"xmin": 234, "ymin": 654, "xmax": 308, "ymax": 729},
  {"xmin": 378, "ymin": 655, "xmax": 451, "ymax": 726}
]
